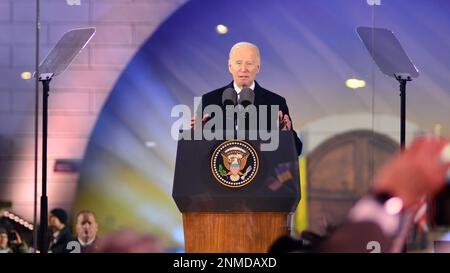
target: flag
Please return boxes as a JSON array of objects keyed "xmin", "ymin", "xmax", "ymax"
[
  {"xmin": 295, "ymin": 157, "xmax": 308, "ymax": 232},
  {"xmin": 414, "ymin": 198, "xmax": 429, "ymax": 233}
]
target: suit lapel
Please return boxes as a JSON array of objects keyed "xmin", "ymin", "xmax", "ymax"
[{"xmin": 253, "ymin": 81, "xmax": 267, "ymax": 106}]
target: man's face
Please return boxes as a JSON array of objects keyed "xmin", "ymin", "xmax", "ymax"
[
  {"xmin": 48, "ymin": 214, "xmax": 63, "ymax": 231},
  {"xmin": 76, "ymin": 213, "xmax": 98, "ymax": 242},
  {"xmin": 0, "ymin": 233, "xmax": 8, "ymax": 249},
  {"xmin": 228, "ymin": 46, "xmax": 260, "ymax": 88}
]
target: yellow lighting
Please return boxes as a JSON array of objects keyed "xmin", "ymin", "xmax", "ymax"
[
  {"xmin": 21, "ymin": 71, "xmax": 32, "ymax": 80},
  {"xmin": 216, "ymin": 24, "xmax": 228, "ymax": 35},
  {"xmin": 434, "ymin": 124, "xmax": 442, "ymax": 137},
  {"xmin": 345, "ymin": 78, "xmax": 366, "ymax": 89}
]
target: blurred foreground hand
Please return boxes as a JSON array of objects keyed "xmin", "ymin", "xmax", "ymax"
[
  {"xmin": 92, "ymin": 230, "xmax": 166, "ymax": 253},
  {"xmin": 373, "ymin": 136, "xmax": 450, "ymax": 209}
]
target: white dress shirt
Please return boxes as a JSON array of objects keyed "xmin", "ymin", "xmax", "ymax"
[{"xmin": 233, "ymin": 81, "xmax": 255, "ymax": 100}]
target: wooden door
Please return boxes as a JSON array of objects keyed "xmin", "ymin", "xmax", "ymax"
[{"xmin": 306, "ymin": 130, "xmax": 398, "ymax": 235}]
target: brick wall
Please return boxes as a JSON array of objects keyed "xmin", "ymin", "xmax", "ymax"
[{"xmin": 0, "ymin": 0, "xmax": 187, "ymax": 221}]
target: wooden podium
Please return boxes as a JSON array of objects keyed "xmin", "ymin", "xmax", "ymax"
[
  {"xmin": 183, "ymin": 212, "xmax": 291, "ymax": 253},
  {"xmin": 173, "ymin": 131, "xmax": 300, "ymax": 253}
]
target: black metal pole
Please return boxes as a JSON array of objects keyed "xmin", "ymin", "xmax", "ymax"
[
  {"xmin": 38, "ymin": 79, "xmax": 50, "ymax": 253},
  {"xmin": 396, "ymin": 75, "xmax": 412, "ymax": 253},
  {"xmin": 33, "ymin": 0, "xmax": 40, "ymax": 254},
  {"xmin": 400, "ymin": 79, "xmax": 407, "ymax": 150}
]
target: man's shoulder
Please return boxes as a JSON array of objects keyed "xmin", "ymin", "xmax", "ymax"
[
  {"xmin": 202, "ymin": 84, "xmax": 229, "ymax": 98},
  {"xmin": 200, "ymin": 82, "xmax": 287, "ymax": 104},
  {"xmin": 201, "ymin": 84, "xmax": 231, "ymax": 106},
  {"xmin": 257, "ymin": 84, "xmax": 286, "ymax": 104}
]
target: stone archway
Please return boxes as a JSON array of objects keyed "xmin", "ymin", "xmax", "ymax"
[{"xmin": 306, "ymin": 130, "xmax": 399, "ymax": 235}]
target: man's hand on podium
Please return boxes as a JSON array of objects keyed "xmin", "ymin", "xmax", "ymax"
[
  {"xmin": 278, "ymin": 111, "xmax": 292, "ymax": 131},
  {"xmin": 190, "ymin": 114, "xmax": 210, "ymax": 129}
]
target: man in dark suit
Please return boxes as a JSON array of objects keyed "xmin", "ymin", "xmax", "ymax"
[
  {"xmin": 192, "ymin": 42, "xmax": 302, "ymax": 155},
  {"xmin": 48, "ymin": 208, "xmax": 74, "ymax": 253}
]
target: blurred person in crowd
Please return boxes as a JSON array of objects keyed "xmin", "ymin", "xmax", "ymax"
[
  {"xmin": 91, "ymin": 229, "xmax": 166, "ymax": 253},
  {"xmin": 0, "ymin": 227, "xmax": 28, "ymax": 253},
  {"xmin": 270, "ymin": 136, "xmax": 450, "ymax": 253},
  {"xmin": 48, "ymin": 208, "xmax": 74, "ymax": 253},
  {"xmin": 75, "ymin": 210, "xmax": 99, "ymax": 253}
]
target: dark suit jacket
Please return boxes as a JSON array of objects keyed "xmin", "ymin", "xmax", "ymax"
[
  {"xmin": 198, "ymin": 81, "xmax": 302, "ymax": 156},
  {"xmin": 48, "ymin": 226, "xmax": 75, "ymax": 253}
]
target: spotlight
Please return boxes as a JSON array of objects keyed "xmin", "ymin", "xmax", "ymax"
[
  {"xmin": 21, "ymin": 71, "xmax": 32, "ymax": 80},
  {"xmin": 216, "ymin": 24, "xmax": 228, "ymax": 35},
  {"xmin": 145, "ymin": 141, "xmax": 157, "ymax": 148},
  {"xmin": 345, "ymin": 78, "xmax": 366, "ymax": 89}
]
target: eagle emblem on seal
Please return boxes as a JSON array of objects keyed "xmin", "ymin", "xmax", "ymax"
[{"xmin": 211, "ymin": 140, "xmax": 259, "ymax": 188}]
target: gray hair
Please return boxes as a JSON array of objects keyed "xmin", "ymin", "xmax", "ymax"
[{"xmin": 229, "ymin": 42, "xmax": 261, "ymax": 64}]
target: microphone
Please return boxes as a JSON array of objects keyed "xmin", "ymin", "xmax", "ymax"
[
  {"xmin": 222, "ymin": 88, "xmax": 237, "ymax": 133},
  {"xmin": 236, "ymin": 87, "xmax": 255, "ymax": 134},
  {"xmin": 239, "ymin": 87, "xmax": 255, "ymax": 107},
  {"xmin": 222, "ymin": 88, "xmax": 237, "ymax": 106}
]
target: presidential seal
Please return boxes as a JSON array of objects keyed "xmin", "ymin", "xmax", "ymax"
[{"xmin": 211, "ymin": 140, "xmax": 259, "ymax": 188}]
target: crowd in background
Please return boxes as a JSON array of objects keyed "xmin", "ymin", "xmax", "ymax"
[{"xmin": 0, "ymin": 207, "xmax": 167, "ymax": 253}]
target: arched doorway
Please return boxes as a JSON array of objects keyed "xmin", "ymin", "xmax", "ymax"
[{"xmin": 306, "ymin": 130, "xmax": 399, "ymax": 235}]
